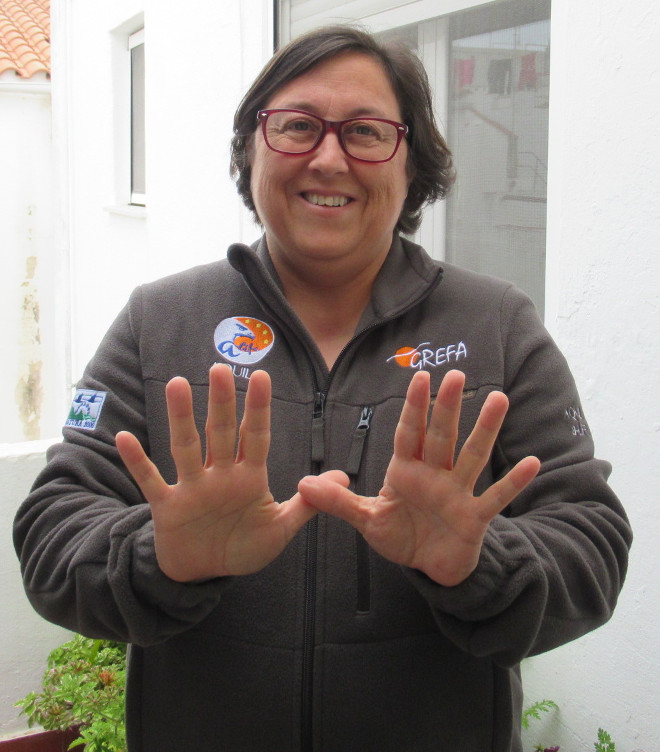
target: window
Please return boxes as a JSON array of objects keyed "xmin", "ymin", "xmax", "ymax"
[
  {"xmin": 129, "ymin": 29, "xmax": 146, "ymax": 205},
  {"xmin": 445, "ymin": 2, "xmax": 549, "ymax": 314},
  {"xmin": 277, "ymin": 0, "xmax": 550, "ymax": 315}
]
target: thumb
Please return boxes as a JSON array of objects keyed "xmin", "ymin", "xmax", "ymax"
[
  {"xmin": 278, "ymin": 470, "xmax": 352, "ymax": 534},
  {"xmin": 298, "ymin": 472, "xmax": 368, "ymax": 530},
  {"xmin": 317, "ymin": 469, "xmax": 351, "ymax": 487}
]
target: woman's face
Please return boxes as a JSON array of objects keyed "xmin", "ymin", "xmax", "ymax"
[{"xmin": 250, "ymin": 52, "xmax": 410, "ymax": 280}]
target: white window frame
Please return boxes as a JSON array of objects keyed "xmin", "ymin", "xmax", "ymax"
[
  {"xmin": 128, "ymin": 28, "xmax": 146, "ymax": 206},
  {"xmin": 278, "ymin": 0, "xmax": 500, "ymax": 41}
]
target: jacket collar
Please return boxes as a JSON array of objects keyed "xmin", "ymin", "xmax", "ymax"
[
  {"xmin": 227, "ymin": 234, "xmax": 443, "ymax": 332},
  {"xmin": 362, "ymin": 234, "xmax": 443, "ymax": 324}
]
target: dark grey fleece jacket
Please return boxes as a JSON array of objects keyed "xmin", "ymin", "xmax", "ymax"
[{"xmin": 14, "ymin": 236, "xmax": 631, "ymax": 752}]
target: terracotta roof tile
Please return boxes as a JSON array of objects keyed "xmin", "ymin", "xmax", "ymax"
[{"xmin": 0, "ymin": 0, "xmax": 50, "ymax": 79}]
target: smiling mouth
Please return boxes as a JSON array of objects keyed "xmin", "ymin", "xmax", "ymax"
[{"xmin": 302, "ymin": 192, "xmax": 351, "ymax": 207}]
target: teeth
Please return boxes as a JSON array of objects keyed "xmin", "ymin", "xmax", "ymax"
[{"xmin": 304, "ymin": 193, "xmax": 349, "ymax": 207}]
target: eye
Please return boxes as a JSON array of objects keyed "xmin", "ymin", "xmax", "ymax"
[
  {"xmin": 343, "ymin": 119, "xmax": 389, "ymax": 141},
  {"xmin": 289, "ymin": 119, "xmax": 313, "ymax": 132},
  {"xmin": 353, "ymin": 123, "xmax": 379, "ymax": 137},
  {"xmin": 278, "ymin": 114, "xmax": 321, "ymax": 136}
]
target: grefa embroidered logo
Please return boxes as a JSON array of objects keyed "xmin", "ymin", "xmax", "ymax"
[
  {"xmin": 387, "ymin": 340, "xmax": 468, "ymax": 369},
  {"xmin": 214, "ymin": 317, "xmax": 275, "ymax": 365}
]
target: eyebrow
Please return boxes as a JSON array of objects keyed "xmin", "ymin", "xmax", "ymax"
[{"xmin": 276, "ymin": 102, "xmax": 393, "ymax": 120}]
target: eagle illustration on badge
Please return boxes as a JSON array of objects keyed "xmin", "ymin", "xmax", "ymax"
[{"xmin": 214, "ymin": 317, "xmax": 275, "ymax": 365}]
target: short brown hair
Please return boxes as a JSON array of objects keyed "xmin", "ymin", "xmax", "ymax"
[{"xmin": 230, "ymin": 25, "xmax": 455, "ymax": 235}]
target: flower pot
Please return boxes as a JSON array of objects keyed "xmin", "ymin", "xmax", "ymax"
[{"xmin": 0, "ymin": 728, "xmax": 81, "ymax": 752}]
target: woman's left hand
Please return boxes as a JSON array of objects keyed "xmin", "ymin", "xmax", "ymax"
[{"xmin": 297, "ymin": 369, "xmax": 540, "ymax": 587}]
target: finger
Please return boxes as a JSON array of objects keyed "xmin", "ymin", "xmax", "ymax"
[
  {"xmin": 116, "ymin": 431, "xmax": 170, "ymax": 505},
  {"xmin": 319, "ymin": 469, "xmax": 352, "ymax": 487},
  {"xmin": 166, "ymin": 376, "xmax": 204, "ymax": 481},
  {"xmin": 298, "ymin": 472, "xmax": 369, "ymax": 532},
  {"xmin": 236, "ymin": 370, "xmax": 271, "ymax": 465},
  {"xmin": 453, "ymin": 390, "xmax": 509, "ymax": 488},
  {"xmin": 277, "ymin": 471, "xmax": 351, "ymax": 539},
  {"xmin": 424, "ymin": 370, "xmax": 465, "ymax": 470},
  {"xmin": 205, "ymin": 363, "xmax": 238, "ymax": 467},
  {"xmin": 392, "ymin": 370, "xmax": 431, "ymax": 461},
  {"xmin": 478, "ymin": 455, "xmax": 541, "ymax": 518}
]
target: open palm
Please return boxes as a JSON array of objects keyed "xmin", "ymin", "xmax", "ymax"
[
  {"xmin": 298, "ymin": 370, "xmax": 540, "ymax": 586},
  {"xmin": 116, "ymin": 364, "xmax": 342, "ymax": 582}
]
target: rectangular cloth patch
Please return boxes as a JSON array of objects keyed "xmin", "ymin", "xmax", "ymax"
[{"xmin": 65, "ymin": 389, "xmax": 108, "ymax": 430}]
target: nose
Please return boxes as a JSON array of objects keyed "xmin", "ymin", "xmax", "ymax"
[{"xmin": 307, "ymin": 127, "xmax": 350, "ymax": 174}]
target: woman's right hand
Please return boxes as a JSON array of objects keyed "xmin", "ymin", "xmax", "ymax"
[{"xmin": 116, "ymin": 363, "xmax": 339, "ymax": 582}]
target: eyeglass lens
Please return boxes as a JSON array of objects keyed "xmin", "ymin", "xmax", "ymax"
[{"xmin": 262, "ymin": 110, "xmax": 403, "ymax": 162}]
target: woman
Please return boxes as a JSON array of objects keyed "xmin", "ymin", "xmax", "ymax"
[{"xmin": 14, "ymin": 25, "xmax": 631, "ymax": 752}]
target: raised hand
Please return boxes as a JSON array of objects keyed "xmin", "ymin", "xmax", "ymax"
[
  {"xmin": 298, "ymin": 369, "xmax": 541, "ymax": 587},
  {"xmin": 116, "ymin": 364, "xmax": 343, "ymax": 582}
]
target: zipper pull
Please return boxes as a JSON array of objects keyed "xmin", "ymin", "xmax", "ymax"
[
  {"xmin": 345, "ymin": 406, "xmax": 373, "ymax": 476},
  {"xmin": 311, "ymin": 391, "xmax": 326, "ymax": 463}
]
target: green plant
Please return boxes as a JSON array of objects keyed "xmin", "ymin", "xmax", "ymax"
[
  {"xmin": 522, "ymin": 699, "xmax": 560, "ymax": 731},
  {"xmin": 522, "ymin": 701, "xmax": 644, "ymax": 752},
  {"xmin": 595, "ymin": 727, "xmax": 616, "ymax": 752},
  {"xmin": 15, "ymin": 634, "xmax": 127, "ymax": 752},
  {"xmin": 522, "ymin": 698, "xmax": 560, "ymax": 751}
]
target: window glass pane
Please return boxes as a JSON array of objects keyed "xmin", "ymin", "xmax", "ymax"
[
  {"xmin": 446, "ymin": 1, "xmax": 550, "ymax": 315},
  {"xmin": 131, "ymin": 41, "xmax": 146, "ymax": 201}
]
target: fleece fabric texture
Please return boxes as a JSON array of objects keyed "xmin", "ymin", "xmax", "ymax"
[{"xmin": 14, "ymin": 236, "xmax": 632, "ymax": 752}]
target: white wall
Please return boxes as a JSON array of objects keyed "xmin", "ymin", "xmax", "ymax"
[
  {"xmin": 522, "ymin": 0, "xmax": 660, "ymax": 749},
  {"xmin": 1, "ymin": 0, "xmax": 659, "ymax": 745},
  {"xmin": 0, "ymin": 80, "xmax": 65, "ymax": 445},
  {"xmin": 0, "ymin": 443, "xmax": 72, "ymax": 739}
]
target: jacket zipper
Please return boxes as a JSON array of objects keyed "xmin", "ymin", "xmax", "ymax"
[
  {"xmin": 311, "ymin": 391, "xmax": 326, "ymax": 463},
  {"xmin": 301, "ymin": 391, "xmax": 326, "ymax": 751},
  {"xmin": 345, "ymin": 406, "xmax": 373, "ymax": 476},
  {"xmin": 301, "ymin": 516, "xmax": 318, "ymax": 752},
  {"xmin": 347, "ymin": 407, "xmax": 374, "ymax": 615}
]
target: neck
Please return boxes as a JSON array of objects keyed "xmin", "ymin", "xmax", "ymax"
[{"xmin": 269, "ymin": 249, "xmax": 386, "ymax": 369}]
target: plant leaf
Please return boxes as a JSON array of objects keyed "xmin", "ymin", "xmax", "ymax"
[{"xmin": 522, "ymin": 699, "xmax": 559, "ymax": 729}]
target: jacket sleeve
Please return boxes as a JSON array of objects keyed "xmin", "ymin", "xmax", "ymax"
[
  {"xmin": 406, "ymin": 285, "xmax": 632, "ymax": 667},
  {"xmin": 13, "ymin": 289, "xmax": 232, "ymax": 646}
]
